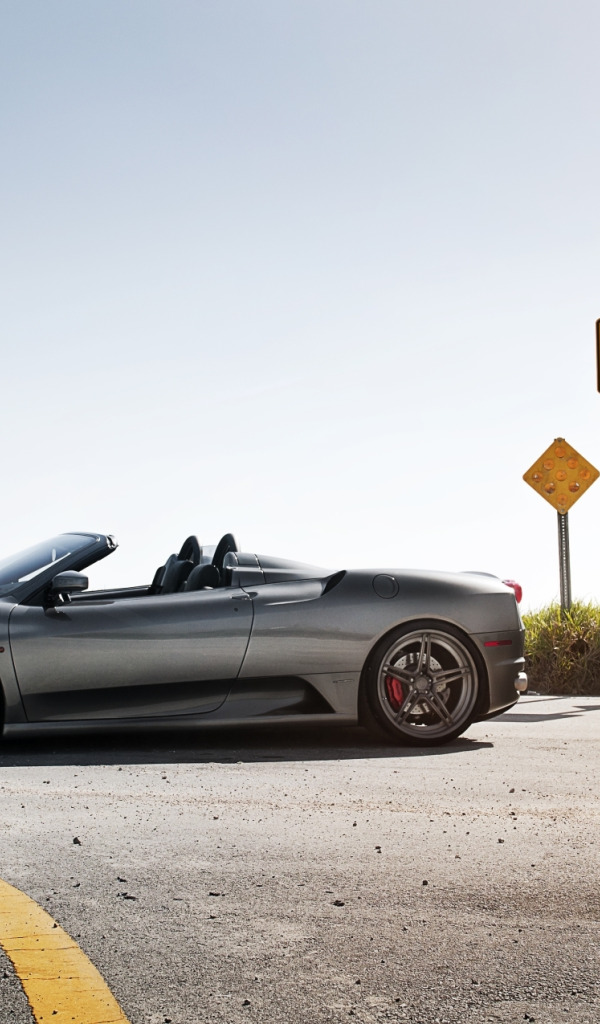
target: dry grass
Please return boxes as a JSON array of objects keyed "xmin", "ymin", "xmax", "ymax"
[{"xmin": 523, "ymin": 602, "xmax": 600, "ymax": 695}]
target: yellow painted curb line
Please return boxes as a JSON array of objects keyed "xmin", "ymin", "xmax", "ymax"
[{"xmin": 0, "ymin": 878, "xmax": 131, "ymax": 1023}]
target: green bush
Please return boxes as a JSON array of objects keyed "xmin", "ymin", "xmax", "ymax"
[{"xmin": 523, "ymin": 602, "xmax": 600, "ymax": 695}]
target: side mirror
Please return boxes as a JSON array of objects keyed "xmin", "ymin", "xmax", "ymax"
[{"xmin": 48, "ymin": 571, "xmax": 89, "ymax": 604}]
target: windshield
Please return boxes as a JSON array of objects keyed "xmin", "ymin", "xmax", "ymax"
[{"xmin": 0, "ymin": 534, "xmax": 98, "ymax": 595}]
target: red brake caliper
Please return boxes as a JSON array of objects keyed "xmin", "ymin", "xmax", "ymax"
[{"xmin": 385, "ymin": 675, "xmax": 405, "ymax": 712}]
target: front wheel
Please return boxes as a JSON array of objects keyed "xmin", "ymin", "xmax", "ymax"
[{"xmin": 360, "ymin": 623, "xmax": 481, "ymax": 745}]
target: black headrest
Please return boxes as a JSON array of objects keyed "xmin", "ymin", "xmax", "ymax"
[
  {"xmin": 160, "ymin": 558, "xmax": 194, "ymax": 594},
  {"xmin": 185, "ymin": 564, "xmax": 221, "ymax": 591}
]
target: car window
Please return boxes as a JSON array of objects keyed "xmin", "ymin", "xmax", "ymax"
[{"xmin": 0, "ymin": 534, "xmax": 96, "ymax": 594}]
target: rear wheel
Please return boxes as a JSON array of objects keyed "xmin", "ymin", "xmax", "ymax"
[{"xmin": 360, "ymin": 623, "xmax": 481, "ymax": 745}]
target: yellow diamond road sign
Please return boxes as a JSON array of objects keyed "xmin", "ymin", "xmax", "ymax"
[{"xmin": 523, "ymin": 438, "xmax": 599, "ymax": 513}]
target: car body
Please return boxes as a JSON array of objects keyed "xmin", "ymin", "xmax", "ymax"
[{"xmin": 0, "ymin": 531, "xmax": 527, "ymax": 746}]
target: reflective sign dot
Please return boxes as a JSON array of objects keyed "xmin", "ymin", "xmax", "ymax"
[
  {"xmin": 555, "ymin": 446, "xmax": 566, "ymax": 458},
  {"xmin": 580, "ymin": 469, "xmax": 591, "ymax": 480},
  {"xmin": 544, "ymin": 482, "xmax": 556, "ymax": 494},
  {"xmin": 555, "ymin": 469, "xmax": 567, "ymax": 481},
  {"xmin": 569, "ymin": 482, "xmax": 580, "ymax": 493},
  {"xmin": 567, "ymin": 457, "xmax": 578, "ymax": 469},
  {"xmin": 532, "ymin": 471, "xmax": 543, "ymax": 483},
  {"xmin": 543, "ymin": 459, "xmax": 554, "ymax": 471},
  {"xmin": 557, "ymin": 494, "xmax": 567, "ymax": 506}
]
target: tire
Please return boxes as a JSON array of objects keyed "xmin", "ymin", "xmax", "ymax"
[{"xmin": 360, "ymin": 622, "xmax": 481, "ymax": 746}]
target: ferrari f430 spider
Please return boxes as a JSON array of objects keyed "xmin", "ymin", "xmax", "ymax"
[{"xmin": 0, "ymin": 531, "xmax": 527, "ymax": 745}]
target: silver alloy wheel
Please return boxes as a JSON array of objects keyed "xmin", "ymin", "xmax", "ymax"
[{"xmin": 374, "ymin": 627, "xmax": 478, "ymax": 742}]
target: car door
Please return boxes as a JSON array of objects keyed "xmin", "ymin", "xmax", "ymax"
[{"xmin": 9, "ymin": 588, "xmax": 253, "ymax": 721}]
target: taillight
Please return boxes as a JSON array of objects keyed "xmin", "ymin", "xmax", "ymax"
[{"xmin": 503, "ymin": 579, "xmax": 522, "ymax": 604}]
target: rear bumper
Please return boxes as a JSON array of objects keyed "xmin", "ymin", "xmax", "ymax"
[{"xmin": 474, "ymin": 628, "xmax": 526, "ymax": 717}]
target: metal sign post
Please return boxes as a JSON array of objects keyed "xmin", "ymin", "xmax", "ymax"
[
  {"xmin": 523, "ymin": 438, "xmax": 598, "ymax": 614},
  {"xmin": 557, "ymin": 512, "xmax": 572, "ymax": 612}
]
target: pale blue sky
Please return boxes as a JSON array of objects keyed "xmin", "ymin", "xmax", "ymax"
[{"xmin": 2, "ymin": 1, "xmax": 600, "ymax": 608}]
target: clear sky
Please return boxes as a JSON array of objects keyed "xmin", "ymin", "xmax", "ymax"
[{"xmin": 2, "ymin": 0, "xmax": 600, "ymax": 609}]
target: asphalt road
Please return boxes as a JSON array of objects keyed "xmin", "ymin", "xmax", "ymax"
[{"xmin": 1, "ymin": 694, "xmax": 599, "ymax": 1024}]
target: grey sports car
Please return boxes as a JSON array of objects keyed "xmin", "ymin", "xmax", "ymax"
[{"xmin": 0, "ymin": 531, "xmax": 527, "ymax": 746}]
